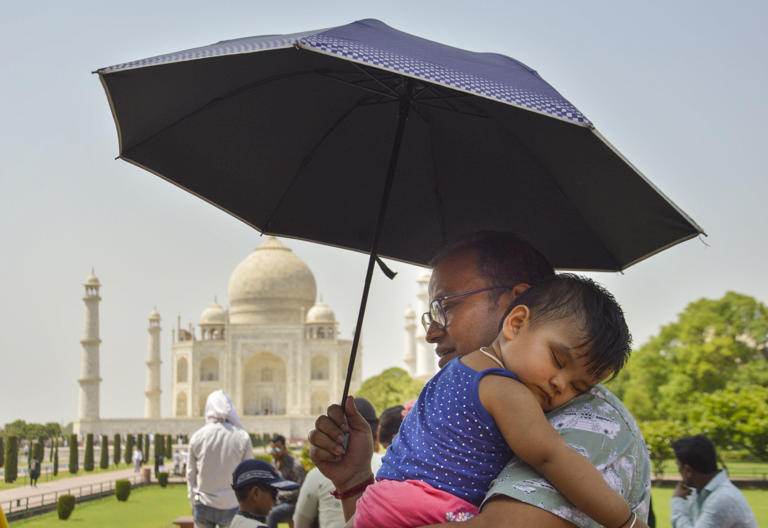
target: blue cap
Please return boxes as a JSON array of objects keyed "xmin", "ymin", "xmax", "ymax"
[{"xmin": 232, "ymin": 459, "xmax": 299, "ymax": 491}]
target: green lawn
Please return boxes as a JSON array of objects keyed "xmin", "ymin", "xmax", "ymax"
[
  {"xmin": 0, "ymin": 463, "xmax": 132, "ymax": 491},
  {"xmin": 8, "ymin": 485, "xmax": 291, "ymax": 528},
  {"xmin": 650, "ymin": 486, "xmax": 767, "ymax": 528}
]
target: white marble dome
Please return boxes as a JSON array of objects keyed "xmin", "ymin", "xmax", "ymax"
[
  {"xmin": 149, "ymin": 308, "xmax": 161, "ymax": 321},
  {"xmin": 200, "ymin": 300, "xmax": 226, "ymax": 325},
  {"xmin": 84, "ymin": 273, "xmax": 100, "ymax": 286},
  {"xmin": 306, "ymin": 300, "xmax": 335, "ymax": 324},
  {"xmin": 228, "ymin": 237, "xmax": 317, "ymax": 324}
]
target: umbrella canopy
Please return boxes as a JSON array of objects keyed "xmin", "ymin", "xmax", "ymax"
[
  {"xmin": 96, "ymin": 19, "xmax": 703, "ymax": 402},
  {"xmin": 97, "ymin": 18, "xmax": 702, "ymax": 271}
]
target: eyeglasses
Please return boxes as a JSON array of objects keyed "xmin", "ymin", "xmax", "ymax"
[{"xmin": 421, "ymin": 286, "xmax": 512, "ymax": 332}]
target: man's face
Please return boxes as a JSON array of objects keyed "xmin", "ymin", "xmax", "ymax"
[
  {"xmin": 270, "ymin": 441, "xmax": 285, "ymax": 461},
  {"xmin": 426, "ymin": 249, "xmax": 515, "ymax": 368}
]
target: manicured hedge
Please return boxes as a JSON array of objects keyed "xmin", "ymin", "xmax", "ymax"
[
  {"xmin": 4, "ymin": 436, "xmax": 18, "ymax": 483},
  {"xmin": 157, "ymin": 471, "xmax": 169, "ymax": 487},
  {"xmin": 124, "ymin": 435, "xmax": 134, "ymax": 464},
  {"xmin": 154, "ymin": 433, "xmax": 164, "ymax": 459},
  {"xmin": 68, "ymin": 434, "xmax": 78, "ymax": 474},
  {"xmin": 0, "ymin": 435, "xmax": 4, "ymax": 467},
  {"xmin": 53, "ymin": 438, "xmax": 59, "ymax": 476},
  {"xmin": 100, "ymin": 435, "xmax": 109, "ymax": 469},
  {"xmin": 165, "ymin": 434, "xmax": 173, "ymax": 459},
  {"xmin": 113, "ymin": 434, "xmax": 121, "ymax": 466},
  {"xmin": 84, "ymin": 434, "xmax": 94, "ymax": 471},
  {"xmin": 57, "ymin": 494, "xmax": 76, "ymax": 519},
  {"xmin": 115, "ymin": 479, "xmax": 131, "ymax": 501}
]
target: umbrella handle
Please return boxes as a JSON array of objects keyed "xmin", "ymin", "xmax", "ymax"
[{"xmin": 340, "ymin": 86, "xmax": 412, "ymax": 407}]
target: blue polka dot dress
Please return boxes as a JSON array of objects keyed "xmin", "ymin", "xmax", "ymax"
[{"xmin": 376, "ymin": 357, "xmax": 518, "ymax": 506}]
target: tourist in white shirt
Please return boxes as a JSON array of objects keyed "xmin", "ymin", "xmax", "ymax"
[
  {"xmin": 188, "ymin": 390, "xmax": 254, "ymax": 528},
  {"xmin": 670, "ymin": 435, "xmax": 757, "ymax": 528}
]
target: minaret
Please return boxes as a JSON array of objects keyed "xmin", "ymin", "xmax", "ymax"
[
  {"xmin": 144, "ymin": 308, "xmax": 162, "ymax": 419},
  {"xmin": 78, "ymin": 271, "xmax": 102, "ymax": 423},
  {"xmin": 415, "ymin": 272, "xmax": 436, "ymax": 379},
  {"xmin": 403, "ymin": 307, "xmax": 417, "ymax": 377}
]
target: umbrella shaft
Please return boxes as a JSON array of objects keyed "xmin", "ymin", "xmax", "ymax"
[{"xmin": 341, "ymin": 89, "xmax": 412, "ymax": 407}]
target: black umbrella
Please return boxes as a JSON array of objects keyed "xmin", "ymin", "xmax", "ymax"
[{"xmin": 96, "ymin": 19, "xmax": 703, "ymax": 403}]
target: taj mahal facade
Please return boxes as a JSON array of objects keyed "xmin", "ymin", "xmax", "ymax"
[{"xmin": 74, "ymin": 237, "xmax": 437, "ymax": 439}]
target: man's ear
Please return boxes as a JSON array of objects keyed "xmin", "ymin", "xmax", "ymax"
[{"xmin": 501, "ymin": 305, "xmax": 530, "ymax": 340}]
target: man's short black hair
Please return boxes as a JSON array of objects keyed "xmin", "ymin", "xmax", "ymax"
[
  {"xmin": 431, "ymin": 231, "xmax": 554, "ymax": 303},
  {"xmin": 672, "ymin": 435, "xmax": 718, "ymax": 474},
  {"xmin": 270, "ymin": 434, "xmax": 285, "ymax": 446},
  {"xmin": 378, "ymin": 405, "xmax": 405, "ymax": 446},
  {"xmin": 503, "ymin": 273, "xmax": 632, "ymax": 381}
]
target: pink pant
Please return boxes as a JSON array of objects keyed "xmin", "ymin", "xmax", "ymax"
[{"xmin": 355, "ymin": 479, "xmax": 478, "ymax": 527}]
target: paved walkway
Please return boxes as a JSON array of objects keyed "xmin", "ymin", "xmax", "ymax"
[{"xmin": 0, "ymin": 467, "xmax": 185, "ymax": 516}]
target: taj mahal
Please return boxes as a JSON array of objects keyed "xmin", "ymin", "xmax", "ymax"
[{"xmin": 74, "ymin": 237, "xmax": 437, "ymax": 439}]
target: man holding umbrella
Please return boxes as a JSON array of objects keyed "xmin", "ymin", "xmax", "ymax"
[{"xmin": 309, "ymin": 231, "xmax": 651, "ymax": 527}]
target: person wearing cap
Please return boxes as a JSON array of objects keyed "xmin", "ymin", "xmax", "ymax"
[
  {"xmin": 188, "ymin": 390, "xmax": 254, "ymax": 528},
  {"xmin": 265, "ymin": 434, "xmax": 306, "ymax": 528},
  {"xmin": 293, "ymin": 398, "xmax": 383, "ymax": 528},
  {"xmin": 231, "ymin": 459, "xmax": 300, "ymax": 528}
]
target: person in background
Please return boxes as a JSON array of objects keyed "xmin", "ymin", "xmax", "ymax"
[
  {"xmin": 293, "ymin": 398, "xmax": 384, "ymax": 528},
  {"xmin": 670, "ymin": 435, "xmax": 757, "ymax": 528},
  {"xmin": 230, "ymin": 458, "xmax": 300, "ymax": 528},
  {"xmin": 187, "ymin": 390, "xmax": 254, "ymax": 528},
  {"xmin": 133, "ymin": 445, "xmax": 143, "ymax": 473},
  {"xmin": 376, "ymin": 404, "xmax": 406, "ymax": 451},
  {"xmin": 266, "ymin": 434, "xmax": 306, "ymax": 528}
]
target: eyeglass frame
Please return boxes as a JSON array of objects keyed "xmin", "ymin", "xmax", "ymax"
[{"xmin": 420, "ymin": 285, "xmax": 513, "ymax": 332}]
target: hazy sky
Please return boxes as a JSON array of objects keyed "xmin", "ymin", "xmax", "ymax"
[{"xmin": 1, "ymin": 1, "xmax": 766, "ymax": 426}]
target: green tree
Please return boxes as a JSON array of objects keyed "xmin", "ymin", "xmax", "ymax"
[
  {"xmin": 68, "ymin": 434, "xmax": 78, "ymax": 474},
  {"xmin": 84, "ymin": 434, "xmax": 94, "ymax": 471},
  {"xmin": 44, "ymin": 422, "xmax": 61, "ymax": 441},
  {"xmin": 154, "ymin": 433, "xmax": 164, "ymax": 460},
  {"xmin": 124, "ymin": 435, "xmax": 134, "ymax": 464},
  {"xmin": 0, "ymin": 434, "xmax": 4, "ymax": 467},
  {"xmin": 100, "ymin": 435, "xmax": 109, "ymax": 469},
  {"xmin": 639, "ymin": 420, "xmax": 688, "ymax": 478},
  {"xmin": 4, "ymin": 420, "xmax": 27, "ymax": 439},
  {"xmin": 114, "ymin": 434, "xmax": 122, "ymax": 466},
  {"xmin": 53, "ymin": 437, "xmax": 59, "ymax": 476},
  {"xmin": 143, "ymin": 434, "xmax": 150, "ymax": 462},
  {"xmin": 166, "ymin": 434, "xmax": 173, "ymax": 459},
  {"xmin": 4, "ymin": 436, "xmax": 18, "ymax": 483},
  {"xmin": 137, "ymin": 434, "xmax": 143, "ymax": 458},
  {"xmin": 688, "ymin": 386, "xmax": 768, "ymax": 461},
  {"xmin": 34, "ymin": 440, "xmax": 44, "ymax": 462},
  {"xmin": 356, "ymin": 367, "xmax": 425, "ymax": 415},
  {"xmin": 609, "ymin": 292, "xmax": 768, "ymax": 422}
]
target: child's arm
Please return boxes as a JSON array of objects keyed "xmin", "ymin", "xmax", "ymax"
[{"xmin": 479, "ymin": 375, "xmax": 644, "ymax": 528}]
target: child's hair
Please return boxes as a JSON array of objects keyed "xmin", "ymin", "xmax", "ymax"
[
  {"xmin": 234, "ymin": 482, "xmax": 277, "ymax": 502},
  {"xmin": 501, "ymin": 273, "xmax": 632, "ymax": 381}
]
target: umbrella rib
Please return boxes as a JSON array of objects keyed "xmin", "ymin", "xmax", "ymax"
[
  {"xmin": 314, "ymin": 70, "xmax": 398, "ymax": 100},
  {"xmin": 121, "ymin": 70, "xmax": 313, "ymax": 157},
  {"xmin": 263, "ymin": 94, "xmax": 385, "ymax": 232}
]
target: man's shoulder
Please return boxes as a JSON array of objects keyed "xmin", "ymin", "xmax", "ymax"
[{"xmin": 546, "ymin": 384, "xmax": 642, "ymax": 441}]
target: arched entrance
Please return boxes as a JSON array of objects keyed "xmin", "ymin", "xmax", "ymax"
[{"xmin": 243, "ymin": 351, "xmax": 287, "ymax": 415}]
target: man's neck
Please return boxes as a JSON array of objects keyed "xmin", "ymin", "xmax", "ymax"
[{"xmin": 694, "ymin": 470, "xmax": 720, "ymax": 492}]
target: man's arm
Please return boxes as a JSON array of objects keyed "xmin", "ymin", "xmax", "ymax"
[
  {"xmin": 292, "ymin": 469, "xmax": 320, "ymax": 528},
  {"xmin": 423, "ymin": 496, "xmax": 578, "ymax": 528},
  {"xmin": 186, "ymin": 445, "xmax": 197, "ymax": 505}
]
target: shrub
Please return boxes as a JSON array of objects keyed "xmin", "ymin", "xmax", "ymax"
[
  {"xmin": 68, "ymin": 434, "xmax": 78, "ymax": 474},
  {"xmin": 137, "ymin": 434, "xmax": 143, "ymax": 457},
  {"xmin": 300, "ymin": 443, "xmax": 314, "ymax": 471},
  {"xmin": 124, "ymin": 435, "xmax": 134, "ymax": 464},
  {"xmin": 165, "ymin": 434, "xmax": 173, "ymax": 459},
  {"xmin": 113, "ymin": 434, "xmax": 121, "ymax": 466},
  {"xmin": 115, "ymin": 479, "xmax": 131, "ymax": 501},
  {"xmin": 4, "ymin": 436, "xmax": 18, "ymax": 483},
  {"xmin": 57, "ymin": 494, "xmax": 76, "ymax": 520},
  {"xmin": 154, "ymin": 433, "xmax": 164, "ymax": 459},
  {"xmin": 157, "ymin": 471, "xmax": 169, "ymax": 487},
  {"xmin": 84, "ymin": 434, "xmax": 94, "ymax": 471},
  {"xmin": 100, "ymin": 435, "xmax": 109, "ymax": 469},
  {"xmin": 254, "ymin": 453, "xmax": 272, "ymax": 463},
  {"xmin": 53, "ymin": 438, "xmax": 59, "ymax": 476},
  {"xmin": 0, "ymin": 435, "xmax": 4, "ymax": 467}
]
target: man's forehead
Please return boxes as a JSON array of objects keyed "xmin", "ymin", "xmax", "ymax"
[{"xmin": 429, "ymin": 249, "xmax": 484, "ymax": 291}]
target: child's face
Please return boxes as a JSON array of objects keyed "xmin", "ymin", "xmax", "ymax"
[{"xmin": 499, "ymin": 308, "xmax": 607, "ymax": 412}]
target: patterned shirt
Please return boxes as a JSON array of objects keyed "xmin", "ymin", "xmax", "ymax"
[
  {"xmin": 377, "ymin": 358, "xmax": 518, "ymax": 505},
  {"xmin": 670, "ymin": 470, "xmax": 757, "ymax": 528},
  {"xmin": 484, "ymin": 385, "xmax": 651, "ymax": 527}
]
